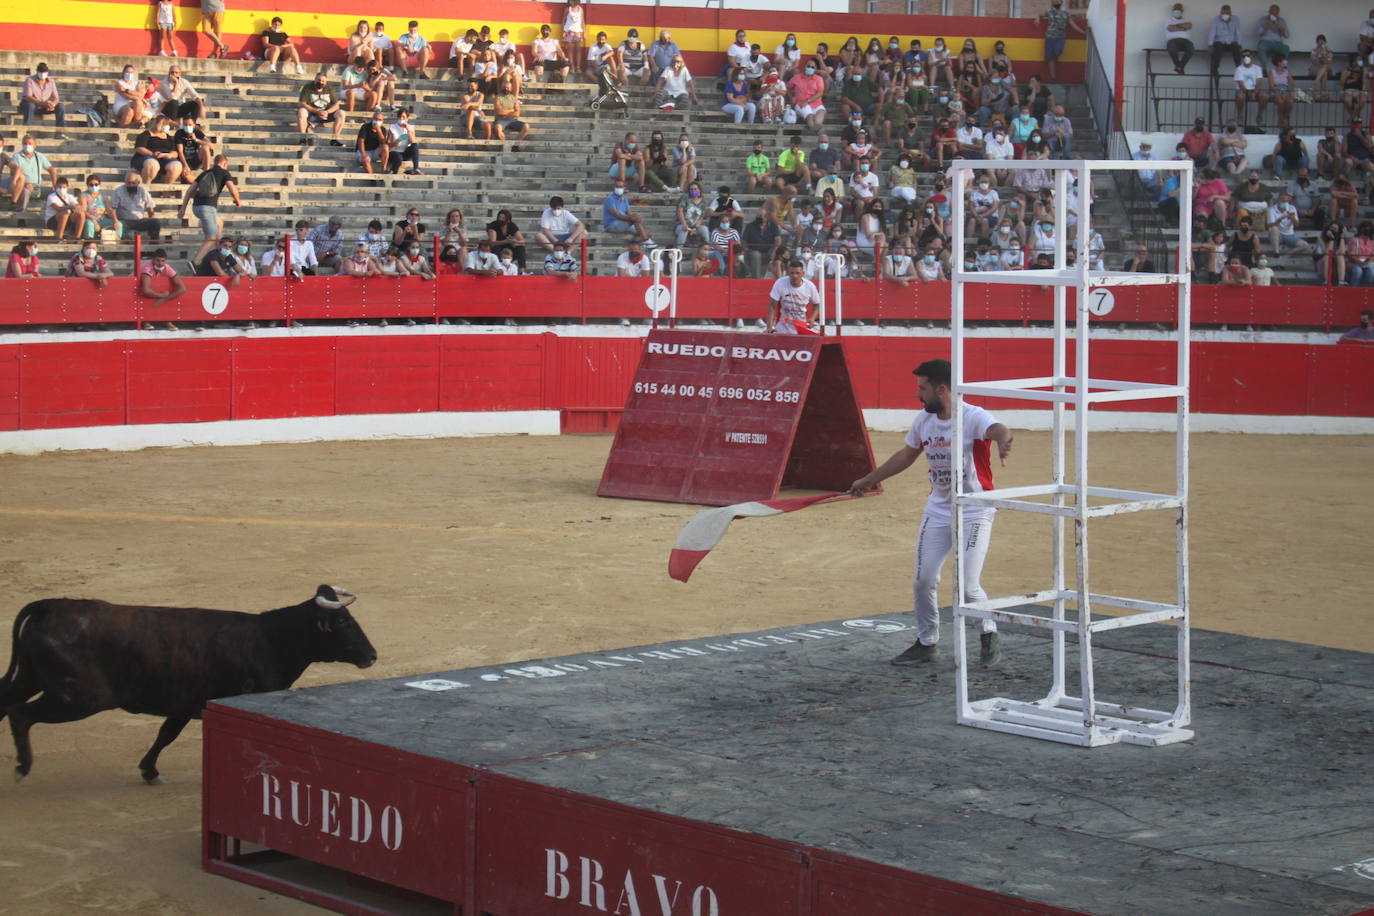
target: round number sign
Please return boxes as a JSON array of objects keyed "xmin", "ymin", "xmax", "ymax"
[
  {"xmin": 201, "ymin": 282, "xmax": 229, "ymax": 316},
  {"xmin": 643, "ymin": 283, "xmax": 671, "ymax": 315},
  {"xmin": 1086, "ymin": 287, "xmax": 1115, "ymax": 317}
]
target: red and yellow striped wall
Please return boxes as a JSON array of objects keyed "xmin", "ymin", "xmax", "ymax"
[{"xmin": 0, "ymin": 0, "xmax": 1084, "ymax": 81}]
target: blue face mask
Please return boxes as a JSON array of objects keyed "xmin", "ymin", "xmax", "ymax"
[{"xmin": 804, "ymin": 66, "xmax": 815, "ymax": 75}]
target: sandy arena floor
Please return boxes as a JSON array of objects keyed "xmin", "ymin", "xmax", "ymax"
[{"xmin": 0, "ymin": 430, "xmax": 1369, "ymax": 914}]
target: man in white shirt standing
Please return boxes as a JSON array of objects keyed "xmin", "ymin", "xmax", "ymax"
[
  {"xmin": 849, "ymin": 358, "xmax": 1015, "ymax": 667},
  {"xmin": 766, "ymin": 259, "xmax": 821, "ymax": 333},
  {"xmin": 1165, "ymin": 3, "xmax": 1195, "ymax": 74},
  {"xmin": 536, "ymin": 195, "xmax": 587, "ymax": 252}
]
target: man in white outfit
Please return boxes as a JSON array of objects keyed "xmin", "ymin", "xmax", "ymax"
[
  {"xmin": 766, "ymin": 259, "xmax": 821, "ymax": 333},
  {"xmin": 849, "ymin": 358, "xmax": 1014, "ymax": 667}
]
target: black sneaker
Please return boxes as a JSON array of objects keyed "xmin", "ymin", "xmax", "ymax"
[
  {"xmin": 980, "ymin": 632, "xmax": 1003, "ymax": 668},
  {"xmin": 891, "ymin": 641, "xmax": 939, "ymax": 666},
  {"xmin": 329, "ymin": 139, "xmax": 344, "ymax": 147}
]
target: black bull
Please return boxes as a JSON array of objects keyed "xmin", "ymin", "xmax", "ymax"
[{"xmin": 0, "ymin": 584, "xmax": 376, "ymax": 783}]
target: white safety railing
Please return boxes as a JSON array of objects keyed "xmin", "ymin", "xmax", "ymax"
[
  {"xmin": 648, "ymin": 247, "xmax": 683, "ymax": 329},
  {"xmin": 810, "ymin": 253, "xmax": 845, "ymax": 336}
]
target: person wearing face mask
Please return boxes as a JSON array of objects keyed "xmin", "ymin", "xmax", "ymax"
[
  {"xmin": 1232, "ymin": 52, "xmax": 1266, "ymax": 127},
  {"xmin": 1207, "ymin": 4, "xmax": 1242, "ymax": 76},
  {"xmin": 617, "ymin": 239, "xmax": 653, "ymax": 277},
  {"xmin": 647, "ymin": 31, "xmax": 681, "ymax": 82},
  {"xmin": 1254, "ymin": 4, "xmax": 1288, "ymax": 75},
  {"xmin": 1248, "ymin": 254, "xmax": 1277, "ymax": 286},
  {"xmin": 77, "ymin": 174, "xmax": 119, "ymax": 241},
  {"xmin": 197, "ymin": 235, "xmax": 247, "ymax": 286},
  {"xmin": 1165, "ymin": 4, "xmax": 1195, "ymax": 74},
  {"xmin": 1284, "ymin": 167, "xmax": 1317, "ymax": 222},
  {"xmin": 396, "ymin": 20, "xmax": 432, "ymax": 79},
  {"xmin": 1038, "ymin": 0, "xmax": 1083, "ymax": 81},
  {"xmin": 1232, "ymin": 170, "xmax": 1272, "ymax": 229},
  {"xmin": 618, "ymin": 30, "xmax": 652, "ymax": 87},
  {"xmin": 1216, "ymin": 120, "xmax": 1248, "ymax": 175},
  {"xmin": 108, "ymin": 171, "xmax": 162, "ymax": 239},
  {"xmin": 888, "ymin": 155, "xmax": 917, "ymax": 204},
  {"xmin": 879, "ymin": 86, "xmax": 915, "ymax": 148},
  {"xmin": 640, "ymin": 131, "xmax": 676, "ymax": 193},
  {"xmin": 484, "ymin": 208, "xmax": 526, "ymax": 272},
  {"xmin": 968, "ymin": 175, "xmax": 1002, "ymax": 239},
  {"xmin": 296, "ymin": 72, "xmax": 345, "ymax": 146},
  {"xmin": 1306, "ymin": 35, "xmax": 1334, "ymax": 101},
  {"xmin": 1343, "ymin": 308, "xmax": 1374, "ymax": 339},
  {"xmin": 355, "ymin": 109, "xmax": 391, "ymax": 175},
  {"xmin": 774, "ymin": 34, "xmax": 801, "ymax": 81},
  {"xmin": 8, "ymin": 133, "xmax": 55, "ymax": 214},
  {"xmin": 402, "ymin": 240, "xmax": 436, "ymax": 280},
  {"xmin": 536, "ymin": 196, "xmax": 587, "ymax": 252},
  {"xmin": 675, "ymin": 182, "xmax": 709, "ymax": 248},
  {"xmin": 304, "ymin": 214, "xmax": 345, "ymax": 272},
  {"xmin": 261, "ymin": 16, "xmax": 304, "ymax": 75},
  {"xmin": 386, "ymin": 108, "xmax": 422, "ymax": 175},
  {"xmin": 1339, "ymin": 59, "xmax": 1368, "ymax": 122},
  {"xmin": 774, "ymin": 135, "xmax": 807, "ymax": 191},
  {"xmin": 341, "ymin": 240, "xmax": 381, "ymax": 279},
  {"xmin": 173, "ymin": 116, "xmax": 214, "ymax": 177},
  {"xmin": 955, "ymin": 117, "xmax": 985, "ymax": 160},
  {"xmin": 19, "ymin": 63, "xmax": 66, "ymax": 128},
  {"xmin": 654, "ymin": 56, "xmax": 698, "ymax": 111},
  {"xmin": 840, "ymin": 65, "xmax": 878, "ymax": 122},
  {"xmin": 848, "ymin": 157, "xmax": 880, "ymax": 211},
  {"xmin": 723, "ymin": 69, "xmax": 758, "ymax": 126},
  {"xmin": 603, "ymin": 180, "xmax": 656, "ymax": 246},
  {"xmin": 178, "ymin": 152, "xmax": 240, "ymax": 264},
  {"xmin": 530, "ymin": 24, "xmax": 571, "ymax": 83},
  {"xmin": 543, "ymin": 241, "xmax": 580, "ymax": 279},
  {"xmin": 113, "ymin": 66, "xmax": 147, "ymax": 129},
  {"xmin": 41, "ymin": 177, "xmax": 83, "ymax": 243},
  {"xmin": 787, "ymin": 60, "xmax": 827, "ymax": 128},
  {"xmin": 66, "ymin": 238, "xmax": 113, "ymax": 287}
]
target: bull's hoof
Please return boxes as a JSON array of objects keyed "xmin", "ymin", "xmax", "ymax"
[
  {"xmin": 141, "ymin": 771, "xmax": 166, "ymax": 786},
  {"xmin": 14, "ymin": 763, "xmax": 29, "ymax": 782}
]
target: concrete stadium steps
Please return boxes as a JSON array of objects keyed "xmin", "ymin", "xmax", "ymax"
[{"xmin": 0, "ymin": 50, "xmax": 1343, "ymax": 288}]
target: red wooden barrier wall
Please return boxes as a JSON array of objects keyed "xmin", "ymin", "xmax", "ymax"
[
  {"xmin": 1, "ymin": 333, "xmax": 1371, "ymax": 435},
  {"xmin": 0, "ymin": 276, "xmax": 1367, "ymax": 331}
]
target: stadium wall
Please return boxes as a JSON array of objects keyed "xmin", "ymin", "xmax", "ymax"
[
  {"xmin": 0, "ymin": 329, "xmax": 1369, "ymax": 454},
  {"xmin": 0, "ymin": 0, "xmax": 1085, "ymax": 82}
]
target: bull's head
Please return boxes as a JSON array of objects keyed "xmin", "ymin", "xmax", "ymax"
[{"xmin": 310, "ymin": 584, "xmax": 378, "ymax": 668}]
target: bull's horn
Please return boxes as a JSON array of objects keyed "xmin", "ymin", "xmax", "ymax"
[{"xmin": 315, "ymin": 587, "xmax": 358, "ymax": 609}]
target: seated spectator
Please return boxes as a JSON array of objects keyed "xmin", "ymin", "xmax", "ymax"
[
  {"xmin": 608, "ymin": 131, "xmax": 642, "ymax": 184},
  {"xmin": 108, "ymin": 171, "xmax": 162, "ymax": 240},
  {"xmin": 1250, "ymin": 254, "xmax": 1277, "ymax": 286},
  {"xmin": 229, "ymin": 238, "xmax": 256, "ymax": 277},
  {"xmin": 43, "ymin": 177, "xmax": 83, "ymax": 241},
  {"xmin": 356, "ymin": 111, "xmax": 390, "ymax": 173},
  {"xmin": 401, "ymin": 241, "xmax": 436, "ymax": 279},
  {"xmin": 968, "ymin": 176, "xmax": 1001, "ymax": 238},
  {"xmin": 707, "ymin": 217, "xmax": 742, "ymax": 275},
  {"xmin": 1269, "ymin": 127, "xmax": 1306, "ymax": 178},
  {"xmin": 260, "ymin": 236, "xmax": 289, "ymax": 277},
  {"xmin": 1267, "ymin": 55, "xmax": 1294, "ymax": 129},
  {"xmin": 1308, "ymin": 34, "xmax": 1334, "ymax": 100},
  {"xmin": 1194, "ymin": 168, "xmax": 1232, "ymax": 226},
  {"xmin": 675, "ymin": 182, "xmax": 709, "ymax": 248},
  {"xmin": 895, "ymin": 118, "xmax": 930, "ymax": 168},
  {"xmin": 655, "ymin": 57, "xmax": 698, "ymax": 111},
  {"xmin": 856, "ymin": 199, "xmax": 887, "ymax": 257},
  {"xmin": 1232, "ymin": 51, "xmax": 1265, "ymax": 125},
  {"xmin": 1132, "ymin": 140, "xmax": 1161, "ymax": 197},
  {"xmin": 843, "ymin": 128, "xmax": 881, "ymax": 171},
  {"xmin": 78, "ymin": 174, "xmax": 119, "ymax": 240},
  {"xmin": 1040, "ymin": 106, "xmax": 1072, "ymax": 156},
  {"xmin": 1267, "ymin": 192, "xmax": 1309, "ymax": 254},
  {"xmin": 884, "ymin": 243, "xmax": 915, "ymax": 285},
  {"xmin": 393, "ymin": 207, "xmax": 426, "ymax": 249},
  {"xmin": 1228, "ymin": 216, "xmax": 1262, "ymax": 266},
  {"xmin": 604, "ymin": 180, "xmax": 654, "ymax": 244},
  {"xmin": 388, "ymin": 108, "xmax": 421, "ymax": 175},
  {"xmin": 814, "ymin": 162, "xmax": 845, "ymax": 202},
  {"xmin": 1328, "ymin": 175, "xmax": 1359, "ymax": 224},
  {"xmin": 138, "ymin": 248, "xmax": 187, "ymax": 318},
  {"xmin": 759, "ymin": 67, "xmax": 787, "ymax": 123},
  {"xmin": 1215, "ymin": 121, "xmax": 1248, "ymax": 175},
  {"xmin": 6, "ymin": 239, "xmax": 39, "ymax": 277},
  {"xmin": 1346, "ymin": 220, "xmax": 1374, "ymax": 286},
  {"xmin": 157, "ymin": 66, "xmax": 203, "ymax": 122},
  {"xmin": 66, "ymin": 239, "xmax": 113, "ymax": 286},
  {"xmin": 691, "ymin": 244, "xmax": 718, "ymax": 277},
  {"xmin": 1220, "ymin": 254, "xmax": 1252, "ymax": 285},
  {"xmin": 279, "ymin": 220, "xmax": 318, "ymax": 277},
  {"xmin": 198, "ymin": 236, "xmax": 246, "ymax": 286},
  {"xmin": 1285, "ymin": 167, "xmax": 1318, "ymax": 224},
  {"xmin": 1255, "ymin": 4, "xmax": 1289, "ymax": 73},
  {"xmin": 451, "ymin": 28, "xmax": 478, "ymax": 74},
  {"xmin": 984, "ymin": 128, "xmax": 1015, "ymax": 182},
  {"xmin": 1341, "ymin": 309, "xmax": 1374, "ymax": 339},
  {"xmin": 879, "ymin": 87, "xmax": 915, "ymax": 148},
  {"xmin": 1340, "ymin": 58, "xmax": 1367, "ymax": 120},
  {"xmin": 584, "ymin": 31, "xmax": 619, "ymax": 84},
  {"xmin": 437, "ymin": 244, "xmax": 464, "ymax": 275},
  {"xmin": 774, "ymin": 34, "xmax": 802, "ymax": 81},
  {"xmin": 177, "ymin": 152, "xmax": 240, "ymax": 265},
  {"xmin": 1315, "ymin": 127, "xmax": 1342, "ymax": 179},
  {"xmin": 840, "ymin": 67, "xmax": 879, "ymax": 121},
  {"xmin": 1191, "ymin": 230, "xmax": 1227, "ymax": 283},
  {"xmin": 617, "ymin": 239, "xmax": 651, "ymax": 277},
  {"xmin": 348, "ymin": 20, "xmax": 378, "ymax": 67},
  {"xmin": 787, "ymin": 61, "xmax": 826, "ymax": 127},
  {"xmin": 745, "ymin": 140, "xmax": 772, "ymax": 192},
  {"xmin": 19, "ymin": 63, "xmax": 65, "ymax": 127},
  {"xmin": 359, "ymin": 218, "xmax": 388, "ymax": 258},
  {"xmin": 638, "ymin": 131, "xmax": 676, "ymax": 193},
  {"xmin": 113, "ymin": 64, "xmax": 147, "ymax": 129},
  {"xmin": 486, "ymin": 208, "xmax": 526, "ymax": 271},
  {"xmin": 307, "ymin": 215, "xmax": 345, "ymax": 271},
  {"xmin": 396, "ymin": 21, "xmax": 432, "ymax": 78},
  {"xmin": 1123, "ymin": 244, "xmax": 1156, "ymax": 272},
  {"xmin": 465, "ymin": 239, "xmax": 502, "ymax": 276},
  {"xmin": 536, "ymin": 195, "xmax": 587, "ymax": 251},
  {"xmin": 723, "ymin": 69, "xmax": 756, "ymax": 124},
  {"xmin": 1344, "ymin": 121, "xmax": 1374, "ymax": 179},
  {"xmin": 1180, "ymin": 118, "xmax": 1216, "ymax": 169},
  {"xmin": 742, "ymin": 207, "xmax": 783, "ymax": 278},
  {"xmin": 493, "ymin": 78, "xmax": 528, "ymax": 142},
  {"xmin": 618, "ymin": 30, "xmax": 651, "ymax": 86},
  {"xmin": 915, "ymin": 248, "xmax": 945, "ymax": 283},
  {"xmin": 671, "ymin": 133, "xmax": 698, "ymax": 193},
  {"xmin": 1232, "ymin": 170, "xmax": 1271, "ymax": 228},
  {"xmin": 497, "ymin": 51, "xmax": 526, "ymax": 98},
  {"xmin": 262, "ymin": 17, "xmax": 304, "ymax": 75},
  {"xmin": 531, "ymin": 24, "xmax": 571, "ymax": 83},
  {"xmin": 497, "ymin": 249, "xmax": 520, "ymax": 276},
  {"xmin": 472, "ymin": 49, "xmax": 500, "ymax": 96},
  {"xmin": 805, "ymin": 135, "xmax": 839, "ymax": 184},
  {"xmin": 460, "ymin": 81, "xmax": 490, "ymax": 140},
  {"xmin": 297, "ymin": 73, "xmax": 345, "ymax": 146},
  {"xmin": 543, "ymin": 240, "xmax": 580, "ymax": 278},
  {"xmin": 955, "ymin": 117, "xmax": 985, "ymax": 161},
  {"xmin": 848, "ymin": 158, "xmax": 879, "ymax": 211},
  {"xmin": 341, "ymin": 57, "xmax": 376, "ymax": 112},
  {"xmin": 366, "ymin": 61, "xmax": 397, "ymax": 111},
  {"xmin": 131, "ymin": 117, "xmax": 183, "ymax": 184},
  {"xmin": 174, "ymin": 115, "xmax": 214, "ymax": 177},
  {"xmin": 341, "ymin": 241, "xmax": 381, "ymax": 277},
  {"xmin": 375, "ymin": 246, "xmax": 410, "ymax": 277}
]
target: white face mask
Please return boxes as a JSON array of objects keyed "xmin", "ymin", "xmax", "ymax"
[
  {"xmin": 1172, "ymin": 9, "xmax": 1182, "ymax": 18},
  {"xmin": 22, "ymin": 143, "xmax": 34, "ymax": 154},
  {"xmin": 979, "ymin": 182, "xmax": 990, "ymax": 190},
  {"xmin": 899, "ymin": 160, "xmax": 909, "ymax": 168}
]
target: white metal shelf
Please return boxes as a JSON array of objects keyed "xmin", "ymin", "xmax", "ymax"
[
  {"xmin": 954, "ymin": 269, "xmax": 1188, "ymax": 288},
  {"xmin": 957, "ymin": 378, "xmax": 1186, "ymax": 406},
  {"xmin": 958, "ymin": 483, "xmax": 1181, "ymax": 518}
]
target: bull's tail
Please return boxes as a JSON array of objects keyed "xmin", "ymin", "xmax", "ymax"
[{"xmin": 0, "ymin": 602, "xmax": 41, "ymax": 721}]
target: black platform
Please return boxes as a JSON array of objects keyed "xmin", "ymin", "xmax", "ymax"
[{"xmin": 211, "ymin": 612, "xmax": 1374, "ymax": 916}]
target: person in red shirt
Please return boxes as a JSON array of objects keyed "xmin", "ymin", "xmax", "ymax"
[
  {"xmin": 1179, "ymin": 117, "xmax": 1216, "ymax": 168},
  {"xmin": 929, "ymin": 116, "xmax": 958, "ymax": 166},
  {"xmin": 5, "ymin": 239, "xmax": 39, "ymax": 277}
]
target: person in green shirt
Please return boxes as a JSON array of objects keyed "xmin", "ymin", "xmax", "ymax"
[
  {"xmin": 745, "ymin": 140, "xmax": 773, "ymax": 191},
  {"xmin": 774, "ymin": 134, "xmax": 808, "ymax": 190},
  {"xmin": 880, "ymin": 94, "xmax": 915, "ymax": 146},
  {"xmin": 840, "ymin": 71, "xmax": 879, "ymax": 119}
]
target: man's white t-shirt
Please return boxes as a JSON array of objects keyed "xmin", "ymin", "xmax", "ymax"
[
  {"xmin": 661, "ymin": 68, "xmax": 692, "ymax": 96},
  {"xmin": 540, "ymin": 207, "xmax": 581, "ymax": 235},
  {"xmin": 768, "ymin": 275, "xmax": 821, "ymax": 332},
  {"xmin": 904, "ymin": 401, "xmax": 999, "ymax": 522},
  {"xmin": 1234, "ymin": 62, "xmax": 1263, "ymax": 90},
  {"xmin": 727, "ymin": 42, "xmax": 752, "ymax": 70}
]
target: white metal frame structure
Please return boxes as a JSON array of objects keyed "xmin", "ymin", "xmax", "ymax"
[
  {"xmin": 948, "ymin": 157, "xmax": 1195, "ymax": 748},
  {"xmin": 649, "ymin": 247, "xmax": 683, "ymax": 328},
  {"xmin": 811, "ymin": 253, "xmax": 846, "ymax": 335}
]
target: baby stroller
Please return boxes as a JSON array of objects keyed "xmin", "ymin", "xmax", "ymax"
[{"xmin": 589, "ymin": 65, "xmax": 629, "ymax": 116}]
